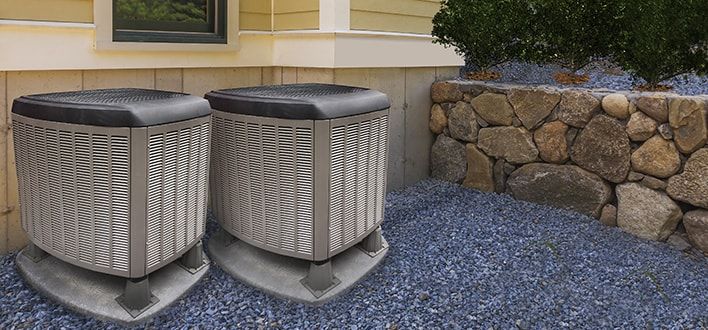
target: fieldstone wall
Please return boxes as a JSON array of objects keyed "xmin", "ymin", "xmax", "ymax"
[{"xmin": 430, "ymin": 80, "xmax": 708, "ymax": 255}]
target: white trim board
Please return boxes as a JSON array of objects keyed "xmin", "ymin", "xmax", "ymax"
[{"xmin": 0, "ymin": 23, "xmax": 462, "ymax": 71}]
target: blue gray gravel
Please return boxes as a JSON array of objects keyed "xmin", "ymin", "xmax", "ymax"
[
  {"xmin": 2, "ymin": 179, "xmax": 707, "ymax": 328},
  {"xmin": 463, "ymin": 60, "xmax": 708, "ymax": 95}
]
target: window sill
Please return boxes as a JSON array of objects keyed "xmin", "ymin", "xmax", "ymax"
[
  {"xmin": 0, "ymin": 19, "xmax": 94, "ymax": 29},
  {"xmin": 94, "ymin": 40, "xmax": 239, "ymax": 52}
]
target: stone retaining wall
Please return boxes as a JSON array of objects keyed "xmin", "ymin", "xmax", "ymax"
[{"xmin": 429, "ymin": 80, "xmax": 708, "ymax": 255}]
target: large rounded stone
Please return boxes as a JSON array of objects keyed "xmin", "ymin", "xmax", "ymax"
[
  {"xmin": 602, "ymin": 93, "xmax": 630, "ymax": 119},
  {"xmin": 430, "ymin": 134, "xmax": 466, "ymax": 183},
  {"xmin": 557, "ymin": 91, "xmax": 601, "ymax": 128},
  {"xmin": 640, "ymin": 175, "xmax": 668, "ymax": 191},
  {"xmin": 431, "ymin": 81, "xmax": 463, "ymax": 103},
  {"xmin": 667, "ymin": 148, "xmax": 708, "ymax": 208},
  {"xmin": 508, "ymin": 88, "xmax": 561, "ymax": 129},
  {"xmin": 571, "ymin": 115, "xmax": 631, "ymax": 183},
  {"xmin": 470, "ymin": 93, "xmax": 515, "ymax": 126},
  {"xmin": 616, "ymin": 183, "xmax": 682, "ymax": 241},
  {"xmin": 493, "ymin": 159, "xmax": 508, "ymax": 193},
  {"xmin": 658, "ymin": 123, "xmax": 674, "ymax": 140},
  {"xmin": 630, "ymin": 135, "xmax": 681, "ymax": 178},
  {"xmin": 447, "ymin": 101, "xmax": 479, "ymax": 143},
  {"xmin": 626, "ymin": 111, "xmax": 658, "ymax": 142},
  {"xmin": 507, "ymin": 164, "xmax": 612, "ymax": 218},
  {"xmin": 635, "ymin": 95, "xmax": 668, "ymax": 123},
  {"xmin": 683, "ymin": 210, "xmax": 708, "ymax": 255},
  {"xmin": 668, "ymin": 97, "xmax": 707, "ymax": 154},
  {"xmin": 463, "ymin": 144, "xmax": 494, "ymax": 192},
  {"xmin": 627, "ymin": 171, "xmax": 644, "ymax": 182},
  {"xmin": 533, "ymin": 121, "xmax": 569, "ymax": 164},
  {"xmin": 599, "ymin": 204, "xmax": 617, "ymax": 227},
  {"xmin": 457, "ymin": 81, "xmax": 507, "ymax": 98},
  {"xmin": 429, "ymin": 104, "xmax": 447, "ymax": 134},
  {"xmin": 477, "ymin": 127, "xmax": 539, "ymax": 164}
]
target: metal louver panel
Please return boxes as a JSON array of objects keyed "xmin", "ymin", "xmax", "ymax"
[
  {"xmin": 329, "ymin": 115, "xmax": 389, "ymax": 253},
  {"xmin": 13, "ymin": 118, "xmax": 131, "ymax": 276},
  {"xmin": 211, "ymin": 112, "xmax": 315, "ymax": 259},
  {"xmin": 145, "ymin": 122, "xmax": 210, "ymax": 271}
]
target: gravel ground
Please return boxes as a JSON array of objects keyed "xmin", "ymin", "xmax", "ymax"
[
  {"xmin": 462, "ymin": 60, "xmax": 708, "ymax": 95},
  {"xmin": 1, "ymin": 179, "xmax": 707, "ymax": 329}
]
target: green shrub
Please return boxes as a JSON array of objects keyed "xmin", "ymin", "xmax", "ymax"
[
  {"xmin": 432, "ymin": 0, "xmax": 707, "ymax": 87},
  {"xmin": 612, "ymin": 0, "xmax": 707, "ymax": 86},
  {"xmin": 523, "ymin": 0, "xmax": 621, "ymax": 72},
  {"xmin": 432, "ymin": 0, "xmax": 532, "ymax": 72}
]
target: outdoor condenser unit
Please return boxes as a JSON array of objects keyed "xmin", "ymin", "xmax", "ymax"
[
  {"xmin": 206, "ymin": 84, "xmax": 390, "ymax": 299},
  {"xmin": 12, "ymin": 88, "xmax": 212, "ymax": 318}
]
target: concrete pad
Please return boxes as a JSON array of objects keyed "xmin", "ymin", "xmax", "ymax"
[
  {"xmin": 16, "ymin": 246, "xmax": 209, "ymax": 327},
  {"xmin": 208, "ymin": 232, "xmax": 388, "ymax": 305}
]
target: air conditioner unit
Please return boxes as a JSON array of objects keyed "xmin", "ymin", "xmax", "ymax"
[
  {"xmin": 12, "ymin": 88, "xmax": 212, "ymax": 324},
  {"xmin": 205, "ymin": 84, "xmax": 390, "ymax": 302}
]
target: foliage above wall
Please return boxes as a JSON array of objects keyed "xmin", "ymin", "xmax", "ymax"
[
  {"xmin": 431, "ymin": 0, "xmax": 531, "ymax": 72},
  {"xmin": 612, "ymin": 0, "xmax": 708, "ymax": 89},
  {"xmin": 432, "ymin": 0, "xmax": 708, "ymax": 89}
]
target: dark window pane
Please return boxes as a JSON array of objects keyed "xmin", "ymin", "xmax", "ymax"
[{"xmin": 112, "ymin": 0, "xmax": 227, "ymax": 44}]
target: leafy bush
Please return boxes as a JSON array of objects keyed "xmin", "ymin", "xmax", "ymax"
[
  {"xmin": 524, "ymin": 0, "xmax": 621, "ymax": 72},
  {"xmin": 432, "ymin": 0, "xmax": 532, "ymax": 72},
  {"xmin": 432, "ymin": 0, "xmax": 707, "ymax": 87},
  {"xmin": 612, "ymin": 0, "xmax": 707, "ymax": 87}
]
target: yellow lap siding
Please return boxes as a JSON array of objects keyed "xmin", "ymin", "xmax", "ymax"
[
  {"xmin": 350, "ymin": 0, "xmax": 442, "ymax": 35},
  {"xmin": 241, "ymin": 13, "xmax": 272, "ymax": 30},
  {"xmin": 351, "ymin": 11, "xmax": 435, "ymax": 35},
  {"xmin": 274, "ymin": 11, "xmax": 319, "ymax": 31},
  {"xmin": 351, "ymin": 0, "xmax": 441, "ymax": 18},
  {"xmin": 241, "ymin": 0, "xmax": 272, "ymax": 31},
  {"xmin": 273, "ymin": 0, "xmax": 319, "ymax": 31},
  {"xmin": 273, "ymin": 0, "xmax": 318, "ymax": 14},
  {"xmin": 0, "ymin": 0, "xmax": 93, "ymax": 23}
]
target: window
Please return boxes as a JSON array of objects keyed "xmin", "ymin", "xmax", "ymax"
[{"xmin": 113, "ymin": 0, "xmax": 227, "ymax": 44}]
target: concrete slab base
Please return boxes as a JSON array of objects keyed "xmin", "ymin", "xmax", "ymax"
[
  {"xmin": 16, "ymin": 247, "xmax": 209, "ymax": 327},
  {"xmin": 208, "ymin": 232, "xmax": 388, "ymax": 305}
]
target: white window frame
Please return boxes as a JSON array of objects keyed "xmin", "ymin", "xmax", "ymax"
[{"xmin": 94, "ymin": 0, "xmax": 240, "ymax": 52}]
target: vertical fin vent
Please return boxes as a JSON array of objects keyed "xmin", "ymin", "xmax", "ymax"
[
  {"xmin": 13, "ymin": 120, "xmax": 131, "ymax": 274},
  {"xmin": 328, "ymin": 115, "xmax": 389, "ymax": 253},
  {"xmin": 210, "ymin": 115, "xmax": 314, "ymax": 258},
  {"xmin": 145, "ymin": 122, "xmax": 210, "ymax": 271}
]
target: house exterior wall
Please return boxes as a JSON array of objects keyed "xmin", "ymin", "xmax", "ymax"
[
  {"xmin": 0, "ymin": 66, "xmax": 459, "ymax": 253},
  {"xmin": 0, "ymin": 0, "xmax": 442, "ymax": 35},
  {"xmin": 350, "ymin": 0, "xmax": 441, "ymax": 35},
  {"xmin": 0, "ymin": 0, "xmax": 317, "ymax": 32},
  {"xmin": 0, "ymin": 0, "xmax": 462, "ymax": 253}
]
